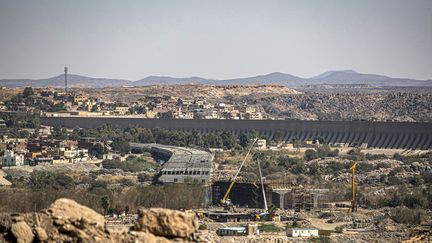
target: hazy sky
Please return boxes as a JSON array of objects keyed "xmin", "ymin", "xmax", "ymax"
[{"xmin": 0, "ymin": 0, "xmax": 431, "ymax": 80}]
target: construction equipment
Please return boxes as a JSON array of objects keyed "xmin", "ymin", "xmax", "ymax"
[
  {"xmin": 255, "ymin": 157, "xmax": 271, "ymax": 220},
  {"xmin": 219, "ymin": 138, "xmax": 257, "ymax": 207},
  {"xmin": 254, "ymin": 170, "xmax": 283, "ymax": 221},
  {"xmin": 257, "ymin": 157, "xmax": 268, "ymax": 212},
  {"xmin": 350, "ymin": 162, "xmax": 358, "ymax": 213}
]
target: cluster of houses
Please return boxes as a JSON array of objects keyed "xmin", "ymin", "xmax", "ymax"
[
  {"xmin": 127, "ymin": 95, "xmax": 269, "ymax": 119},
  {"xmin": 0, "ymin": 88, "xmax": 133, "ymax": 115},
  {"xmin": 2, "ymin": 87, "xmax": 269, "ymax": 119},
  {"xmin": 0, "ymin": 135, "xmax": 108, "ymax": 167},
  {"xmin": 32, "ymin": 91, "xmax": 269, "ymax": 119}
]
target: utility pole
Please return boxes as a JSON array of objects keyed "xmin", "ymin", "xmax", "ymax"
[{"xmin": 64, "ymin": 66, "xmax": 68, "ymax": 94}]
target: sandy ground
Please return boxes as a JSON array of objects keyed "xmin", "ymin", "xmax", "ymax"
[
  {"xmin": 309, "ymin": 218, "xmax": 348, "ymax": 231},
  {"xmin": 0, "ymin": 169, "xmax": 12, "ymax": 186}
]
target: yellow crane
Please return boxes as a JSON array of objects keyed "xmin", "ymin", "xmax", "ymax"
[
  {"xmin": 350, "ymin": 162, "xmax": 358, "ymax": 213},
  {"xmin": 220, "ymin": 138, "xmax": 257, "ymax": 206}
]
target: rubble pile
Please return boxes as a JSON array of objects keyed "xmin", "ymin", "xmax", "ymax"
[{"xmin": 0, "ymin": 198, "xmax": 205, "ymax": 243}]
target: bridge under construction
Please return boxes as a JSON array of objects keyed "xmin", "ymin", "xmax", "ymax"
[{"xmin": 211, "ymin": 180, "xmax": 329, "ymax": 210}]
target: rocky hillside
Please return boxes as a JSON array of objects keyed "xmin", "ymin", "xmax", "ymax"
[
  {"xmin": 0, "ymin": 198, "xmax": 202, "ymax": 243},
  {"xmin": 239, "ymin": 92, "xmax": 432, "ymax": 122},
  {"xmin": 73, "ymin": 84, "xmax": 300, "ymax": 103}
]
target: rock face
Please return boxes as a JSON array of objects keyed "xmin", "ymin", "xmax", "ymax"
[
  {"xmin": 48, "ymin": 198, "xmax": 106, "ymax": 228},
  {"xmin": 10, "ymin": 221, "xmax": 34, "ymax": 243},
  {"xmin": 0, "ymin": 198, "xmax": 199, "ymax": 242},
  {"xmin": 134, "ymin": 208, "xmax": 198, "ymax": 238}
]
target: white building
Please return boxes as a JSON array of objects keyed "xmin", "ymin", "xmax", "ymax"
[
  {"xmin": 63, "ymin": 149, "xmax": 77, "ymax": 159},
  {"xmin": 287, "ymin": 228, "xmax": 319, "ymax": 237},
  {"xmin": 0, "ymin": 150, "xmax": 25, "ymax": 167},
  {"xmin": 216, "ymin": 227, "xmax": 246, "ymax": 236},
  {"xmin": 255, "ymin": 139, "xmax": 267, "ymax": 150},
  {"xmin": 61, "ymin": 148, "xmax": 89, "ymax": 162},
  {"xmin": 114, "ymin": 106, "xmax": 129, "ymax": 115},
  {"xmin": 75, "ymin": 149, "xmax": 89, "ymax": 162}
]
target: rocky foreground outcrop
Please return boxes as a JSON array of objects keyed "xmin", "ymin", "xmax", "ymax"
[{"xmin": 0, "ymin": 198, "xmax": 201, "ymax": 243}]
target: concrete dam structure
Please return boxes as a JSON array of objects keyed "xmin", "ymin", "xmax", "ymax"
[{"xmin": 40, "ymin": 117, "xmax": 432, "ymax": 149}]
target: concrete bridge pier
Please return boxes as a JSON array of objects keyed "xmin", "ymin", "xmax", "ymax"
[
  {"xmin": 308, "ymin": 189, "xmax": 329, "ymax": 209},
  {"xmin": 273, "ymin": 189, "xmax": 291, "ymax": 209}
]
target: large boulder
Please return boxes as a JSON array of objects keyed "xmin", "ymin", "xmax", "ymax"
[
  {"xmin": 134, "ymin": 208, "xmax": 198, "ymax": 238},
  {"xmin": 0, "ymin": 198, "xmax": 200, "ymax": 242},
  {"xmin": 128, "ymin": 231, "xmax": 172, "ymax": 243},
  {"xmin": 48, "ymin": 198, "xmax": 106, "ymax": 229},
  {"xmin": 10, "ymin": 221, "xmax": 34, "ymax": 243}
]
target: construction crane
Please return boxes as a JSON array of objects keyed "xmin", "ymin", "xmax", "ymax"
[
  {"xmin": 257, "ymin": 157, "xmax": 268, "ymax": 212},
  {"xmin": 219, "ymin": 138, "xmax": 257, "ymax": 207},
  {"xmin": 350, "ymin": 162, "xmax": 358, "ymax": 213},
  {"xmin": 255, "ymin": 157, "xmax": 277, "ymax": 221}
]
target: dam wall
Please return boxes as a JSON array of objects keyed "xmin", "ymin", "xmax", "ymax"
[{"xmin": 40, "ymin": 117, "xmax": 432, "ymax": 149}]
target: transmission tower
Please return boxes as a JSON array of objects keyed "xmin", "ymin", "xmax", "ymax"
[{"xmin": 64, "ymin": 66, "xmax": 68, "ymax": 94}]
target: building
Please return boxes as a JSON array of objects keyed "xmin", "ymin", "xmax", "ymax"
[
  {"xmin": 281, "ymin": 143, "xmax": 294, "ymax": 150},
  {"xmin": 75, "ymin": 149, "xmax": 89, "ymax": 162},
  {"xmin": 114, "ymin": 106, "xmax": 129, "ymax": 115},
  {"xmin": 246, "ymin": 224, "xmax": 259, "ymax": 236},
  {"xmin": 0, "ymin": 150, "xmax": 25, "ymax": 167},
  {"xmin": 239, "ymin": 106, "xmax": 256, "ymax": 113},
  {"xmin": 0, "ymin": 119, "xmax": 6, "ymax": 128},
  {"xmin": 29, "ymin": 157, "xmax": 53, "ymax": 165},
  {"xmin": 61, "ymin": 148, "xmax": 89, "ymax": 162},
  {"xmin": 145, "ymin": 110, "xmax": 158, "ymax": 118},
  {"xmin": 0, "ymin": 102, "xmax": 7, "ymax": 111},
  {"xmin": 287, "ymin": 228, "xmax": 319, "ymax": 237},
  {"xmin": 242, "ymin": 112, "xmax": 263, "ymax": 120},
  {"xmin": 216, "ymin": 227, "xmax": 246, "ymax": 236},
  {"xmin": 73, "ymin": 95, "xmax": 88, "ymax": 104},
  {"xmin": 216, "ymin": 224, "xmax": 259, "ymax": 236},
  {"xmin": 255, "ymin": 139, "xmax": 267, "ymax": 149},
  {"xmin": 63, "ymin": 149, "xmax": 77, "ymax": 159}
]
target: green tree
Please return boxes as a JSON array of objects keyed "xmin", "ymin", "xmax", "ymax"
[
  {"xmin": 52, "ymin": 126, "xmax": 68, "ymax": 140},
  {"xmin": 29, "ymin": 171, "xmax": 75, "ymax": 190},
  {"xmin": 347, "ymin": 148, "xmax": 365, "ymax": 161},
  {"xmin": 101, "ymin": 195, "xmax": 111, "ymax": 215},
  {"xmin": 137, "ymin": 129, "xmax": 155, "ymax": 143},
  {"xmin": 304, "ymin": 149, "xmax": 317, "ymax": 161},
  {"xmin": 390, "ymin": 207, "xmax": 426, "ymax": 225},
  {"xmin": 220, "ymin": 132, "xmax": 236, "ymax": 149},
  {"xmin": 111, "ymin": 139, "xmax": 131, "ymax": 154},
  {"xmin": 23, "ymin": 87, "xmax": 34, "ymax": 98},
  {"xmin": 92, "ymin": 143, "xmax": 106, "ymax": 156},
  {"xmin": 239, "ymin": 133, "xmax": 250, "ymax": 148},
  {"xmin": 273, "ymin": 130, "xmax": 283, "ymax": 143},
  {"xmin": 159, "ymin": 111, "xmax": 174, "ymax": 119}
]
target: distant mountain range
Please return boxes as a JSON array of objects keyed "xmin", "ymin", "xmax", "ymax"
[{"xmin": 1, "ymin": 70, "xmax": 431, "ymax": 88}]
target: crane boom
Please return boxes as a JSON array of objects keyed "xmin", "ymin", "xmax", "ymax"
[
  {"xmin": 257, "ymin": 158, "xmax": 268, "ymax": 212},
  {"xmin": 350, "ymin": 162, "xmax": 358, "ymax": 213},
  {"xmin": 220, "ymin": 138, "xmax": 257, "ymax": 205}
]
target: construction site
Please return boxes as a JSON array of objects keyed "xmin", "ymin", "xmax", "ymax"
[
  {"xmin": 1, "ymin": 135, "xmax": 429, "ymax": 242},
  {"xmin": 128, "ymin": 139, "xmax": 429, "ymax": 242}
]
